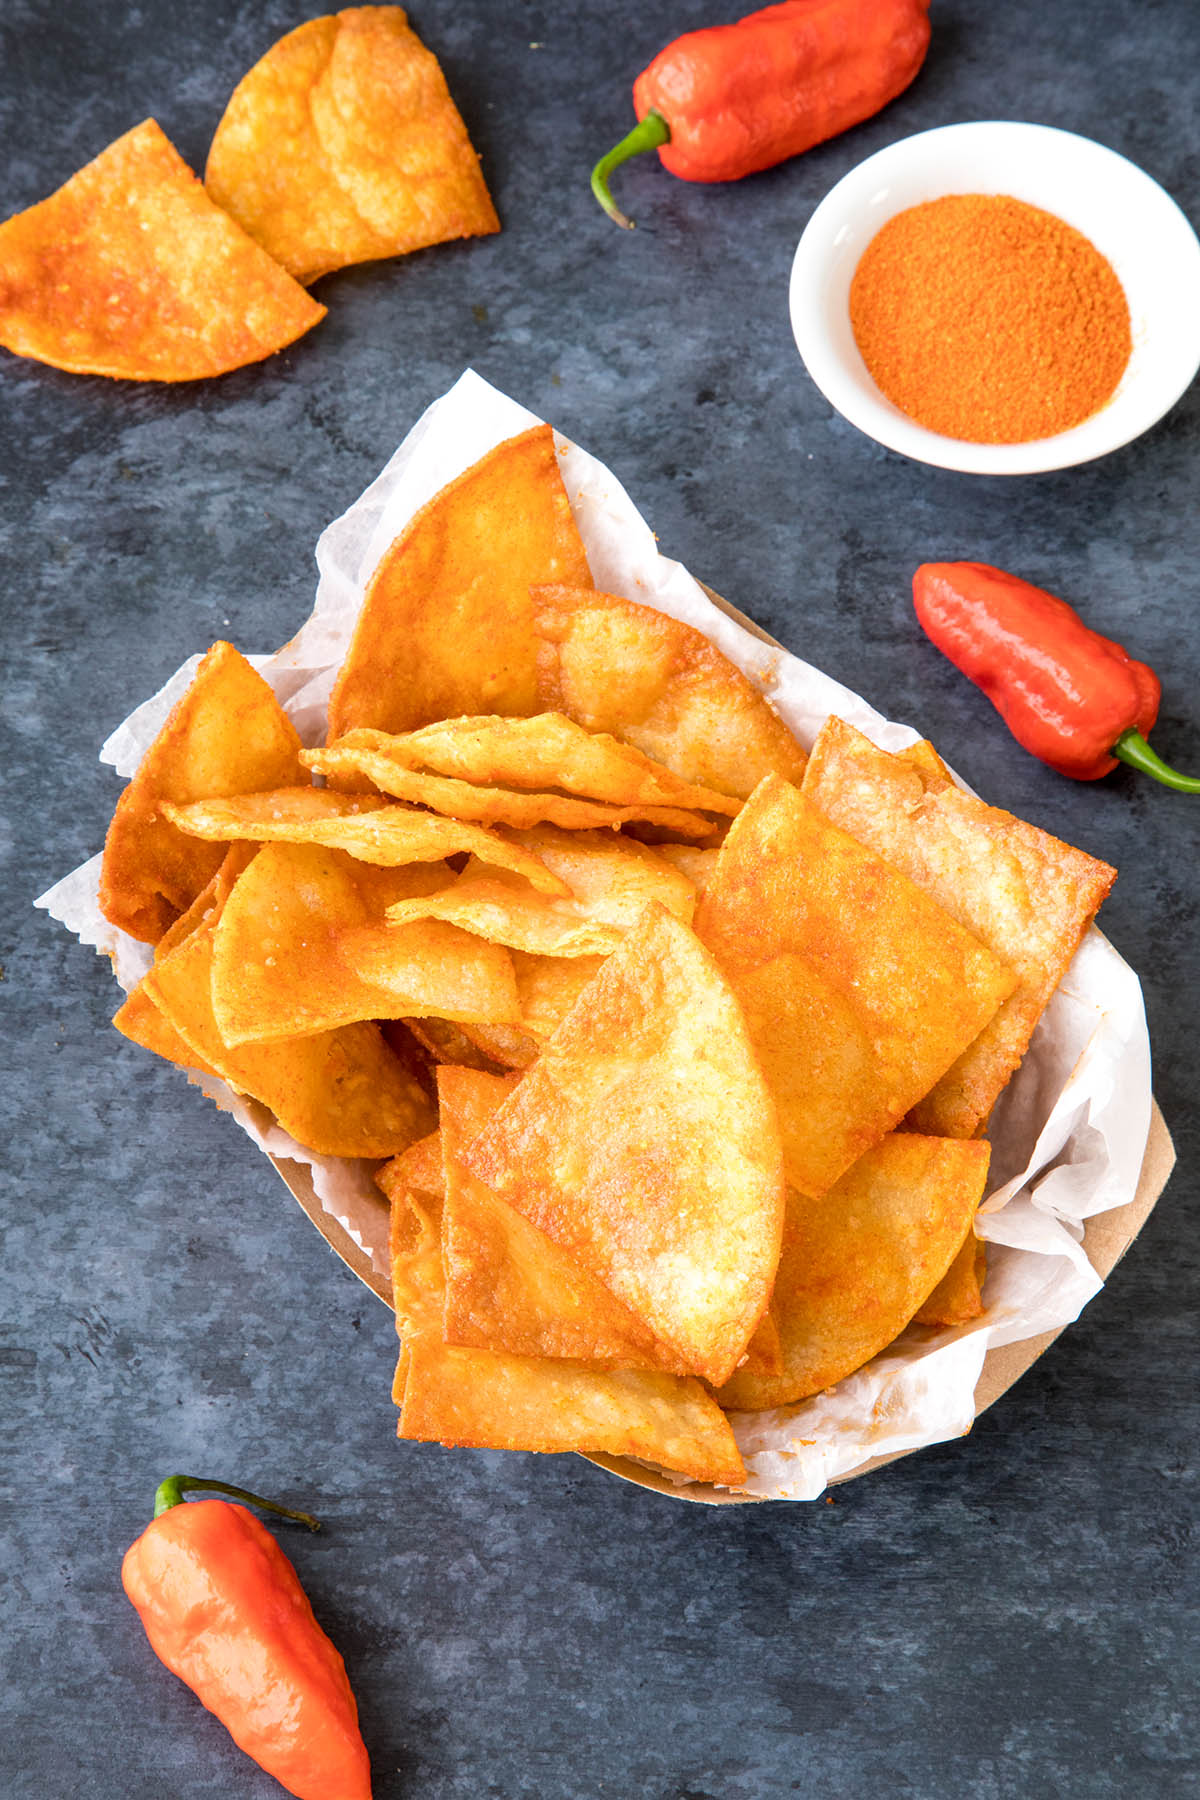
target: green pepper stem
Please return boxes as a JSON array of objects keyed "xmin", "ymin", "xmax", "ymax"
[
  {"xmin": 590, "ymin": 110, "xmax": 671, "ymax": 229},
  {"xmin": 152, "ymin": 1475, "xmax": 321, "ymax": 1530},
  {"xmin": 1112, "ymin": 728, "xmax": 1200, "ymax": 793}
]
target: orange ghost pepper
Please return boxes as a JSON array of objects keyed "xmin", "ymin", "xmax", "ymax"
[{"xmin": 121, "ymin": 1475, "xmax": 372, "ymax": 1800}]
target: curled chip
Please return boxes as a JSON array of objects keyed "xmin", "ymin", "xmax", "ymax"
[
  {"xmin": 163, "ymin": 788, "xmax": 569, "ymax": 893},
  {"xmin": 695, "ymin": 775, "xmax": 1017, "ymax": 1196},
  {"xmin": 206, "ymin": 7, "xmax": 499, "ymax": 286},
  {"xmin": 802, "ymin": 716, "xmax": 1116, "ymax": 1138},
  {"xmin": 328, "ymin": 426, "xmax": 593, "ymax": 738},
  {"xmin": 210, "ymin": 841, "xmax": 520, "ymax": 1043},
  {"xmin": 0, "ymin": 120, "xmax": 323, "ymax": 380},
  {"xmin": 533, "ymin": 584, "xmax": 808, "ymax": 799},
  {"xmin": 99, "ymin": 642, "xmax": 304, "ymax": 944},
  {"xmin": 360, "ymin": 713, "xmax": 740, "ymax": 815},
  {"xmin": 718, "ymin": 1136, "xmax": 991, "ymax": 1412},
  {"xmin": 461, "ymin": 904, "xmax": 785, "ymax": 1387}
]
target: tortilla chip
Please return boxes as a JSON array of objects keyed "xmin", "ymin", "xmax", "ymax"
[
  {"xmin": 718, "ymin": 1136, "xmax": 991, "ymax": 1411},
  {"xmin": 151, "ymin": 844, "xmax": 257, "ymax": 966},
  {"xmin": 303, "ymin": 737, "xmax": 718, "ymax": 838},
  {"xmin": 913, "ymin": 1233, "xmax": 986, "ymax": 1326},
  {"xmin": 397, "ymin": 1337, "xmax": 746, "ymax": 1487},
  {"xmin": 401, "ymin": 1016, "xmax": 512, "ymax": 1073},
  {"xmin": 385, "ymin": 830, "xmax": 695, "ymax": 958},
  {"xmin": 144, "ymin": 917, "xmax": 433, "ymax": 1158},
  {"xmin": 801, "ymin": 717, "xmax": 1116, "ymax": 1137},
  {"xmin": 99, "ymin": 642, "xmax": 305, "ymax": 944},
  {"xmin": 652, "ymin": 843, "xmax": 719, "ymax": 900},
  {"xmin": 164, "ymin": 788, "xmax": 568, "ymax": 893},
  {"xmin": 695, "ymin": 775, "xmax": 1017, "ymax": 1196},
  {"xmin": 439, "ymin": 1067, "xmax": 687, "ymax": 1370},
  {"xmin": 210, "ymin": 841, "xmax": 519, "ymax": 1043},
  {"xmin": 457, "ymin": 1023, "xmax": 539, "ymax": 1070},
  {"xmin": 0, "ymin": 120, "xmax": 323, "ymax": 380},
  {"xmin": 113, "ymin": 983, "xmax": 219, "ymax": 1078},
  {"xmin": 206, "ymin": 8, "xmax": 499, "ymax": 286},
  {"xmin": 461, "ymin": 905, "xmax": 785, "ymax": 1386},
  {"xmin": 512, "ymin": 952, "xmax": 604, "ymax": 1038},
  {"xmin": 384, "ymin": 1188, "xmax": 446, "ymax": 1339},
  {"xmin": 327, "ymin": 426, "xmax": 592, "ymax": 738},
  {"xmin": 532, "ymin": 585, "xmax": 807, "ymax": 799}
]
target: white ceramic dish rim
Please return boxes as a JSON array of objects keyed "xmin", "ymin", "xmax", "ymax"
[{"xmin": 789, "ymin": 120, "xmax": 1200, "ymax": 475}]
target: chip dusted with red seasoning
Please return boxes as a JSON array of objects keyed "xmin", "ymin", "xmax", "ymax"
[
  {"xmin": 0, "ymin": 120, "xmax": 324, "ymax": 380},
  {"xmin": 99, "ymin": 642, "xmax": 305, "ymax": 944},
  {"xmin": 206, "ymin": 7, "xmax": 499, "ymax": 287},
  {"xmin": 461, "ymin": 904, "xmax": 785, "ymax": 1386},
  {"xmin": 326, "ymin": 426, "xmax": 593, "ymax": 738},
  {"xmin": 695, "ymin": 775, "xmax": 1017, "ymax": 1196}
]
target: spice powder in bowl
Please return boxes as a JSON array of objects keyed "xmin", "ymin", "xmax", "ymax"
[{"xmin": 848, "ymin": 194, "xmax": 1132, "ymax": 444}]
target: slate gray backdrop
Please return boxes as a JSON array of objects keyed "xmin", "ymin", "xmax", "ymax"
[{"xmin": 2, "ymin": 1, "xmax": 1196, "ymax": 1795}]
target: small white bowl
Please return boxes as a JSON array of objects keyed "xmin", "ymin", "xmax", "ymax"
[{"xmin": 789, "ymin": 121, "xmax": 1200, "ymax": 474}]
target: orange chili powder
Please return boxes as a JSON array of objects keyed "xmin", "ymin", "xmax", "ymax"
[{"xmin": 849, "ymin": 194, "xmax": 1132, "ymax": 443}]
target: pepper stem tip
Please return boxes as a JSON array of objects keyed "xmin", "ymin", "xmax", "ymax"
[
  {"xmin": 590, "ymin": 110, "xmax": 671, "ymax": 230},
  {"xmin": 1112, "ymin": 729, "xmax": 1200, "ymax": 794},
  {"xmin": 151, "ymin": 1475, "xmax": 321, "ymax": 1530}
]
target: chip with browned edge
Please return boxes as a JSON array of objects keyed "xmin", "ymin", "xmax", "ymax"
[
  {"xmin": 801, "ymin": 716, "xmax": 1116, "ymax": 1138},
  {"xmin": 99, "ymin": 642, "xmax": 305, "ymax": 944},
  {"xmin": 210, "ymin": 842, "xmax": 520, "ymax": 1043},
  {"xmin": 0, "ymin": 120, "xmax": 323, "ymax": 380},
  {"xmin": 461, "ymin": 904, "xmax": 785, "ymax": 1386},
  {"xmin": 439, "ymin": 1067, "xmax": 688, "ymax": 1371},
  {"xmin": 913, "ymin": 1233, "xmax": 986, "ymax": 1326},
  {"xmin": 532, "ymin": 584, "xmax": 808, "ymax": 799},
  {"xmin": 207, "ymin": 8, "xmax": 499, "ymax": 286},
  {"xmin": 718, "ymin": 1135, "xmax": 991, "ymax": 1411},
  {"xmin": 695, "ymin": 775, "xmax": 1017, "ymax": 1196},
  {"xmin": 328, "ymin": 426, "xmax": 592, "ymax": 738}
]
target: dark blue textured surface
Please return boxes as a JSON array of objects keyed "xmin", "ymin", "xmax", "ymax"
[{"xmin": 1, "ymin": 2, "xmax": 1196, "ymax": 1795}]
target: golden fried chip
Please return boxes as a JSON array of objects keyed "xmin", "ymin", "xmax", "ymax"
[
  {"xmin": 378, "ymin": 1128, "xmax": 446, "ymax": 1211},
  {"xmin": 379, "ymin": 1129, "xmax": 447, "ymax": 1337},
  {"xmin": 913, "ymin": 1233, "xmax": 986, "ymax": 1326},
  {"xmin": 0, "ymin": 120, "xmax": 323, "ymax": 380},
  {"xmin": 164, "ymin": 788, "xmax": 568, "ymax": 893},
  {"xmin": 457, "ymin": 1022, "xmax": 539, "ymax": 1070},
  {"xmin": 695, "ymin": 775, "xmax": 1017, "ymax": 1196},
  {"xmin": 802, "ymin": 717, "xmax": 1116, "ymax": 1138},
  {"xmin": 113, "ymin": 983, "xmax": 219, "ymax": 1078},
  {"xmin": 718, "ymin": 1136, "xmax": 991, "ymax": 1411},
  {"xmin": 99, "ymin": 642, "xmax": 304, "ymax": 944},
  {"xmin": 151, "ymin": 845, "xmax": 257, "ymax": 966},
  {"xmin": 303, "ymin": 737, "xmax": 718, "ymax": 838},
  {"xmin": 401, "ymin": 1016, "xmax": 512, "ymax": 1073},
  {"xmin": 512, "ymin": 952, "xmax": 604, "ymax": 1038},
  {"xmin": 461, "ymin": 905, "xmax": 785, "ymax": 1386},
  {"xmin": 651, "ymin": 843, "xmax": 719, "ymax": 899},
  {"xmin": 385, "ymin": 830, "xmax": 695, "ymax": 958},
  {"xmin": 144, "ymin": 918, "xmax": 433, "ymax": 1158},
  {"xmin": 207, "ymin": 8, "xmax": 499, "ymax": 286},
  {"xmin": 328, "ymin": 426, "xmax": 592, "ymax": 737},
  {"xmin": 397, "ymin": 1337, "xmax": 747, "ymax": 1488},
  {"xmin": 439, "ymin": 1067, "xmax": 687, "ymax": 1371},
  {"xmin": 533, "ymin": 585, "xmax": 808, "ymax": 799},
  {"xmin": 359, "ymin": 714, "xmax": 739, "ymax": 815},
  {"xmin": 210, "ymin": 842, "xmax": 520, "ymax": 1043}
]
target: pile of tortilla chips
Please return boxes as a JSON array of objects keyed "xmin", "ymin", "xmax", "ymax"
[
  {"xmin": 0, "ymin": 8, "xmax": 497, "ymax": 381},
  {"xmin": 98, "ymin": 423, "xmax": 1116, "ymax": 1491}
]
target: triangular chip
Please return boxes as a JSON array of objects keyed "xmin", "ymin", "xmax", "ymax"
[
  {"xmin": 913, "ymin": 1233, "xmax": 986, "ymax": 1326},
  {"xmin": 164, "ymin": 788, "xmax": 568, "ymax": 893},
  {"xmin": 397, "ymin": 1337, "xmax": 746, "ymax": 1488},
  {"xmin": 457, "ymin": 1023, "xmax": 539, "ymax": 1070},
  {"xmin": 143, "ymin": 916, "xmax": 433, "ymax": 1158},
  {"xmin": 0, "ymin": 120, "xmax": 323, "ymax": 380},
  {"xmin": 533, "ymin": 585, "xmax": 808, "ymax": 799},
  {"xmin": 512, "ymin": 951, "xmax": 605, "ymax": 1039},
  {"xmin": 461, "ymin": 905, "xmax": 785, "ymax": 1385},
  {"xmin": 206, "ymin": 8, "xmax": 499, "ymax": 286},
  {"xmin": 401, "ymin": 1016, "xmax": 513, "ymax": 1073},
  {"xmin": 328, "ymin": 426, "xmax": 592, "ymax": 738},
  {"xmin": 439, "ymin": 1067, "xmax": 688, "ymax": 1371},
  {"xmin": 113, "ymin": 983, "xmax": 219, "ymax": 1078},
  {"xmin": 801, "ymin": 717, "xmax": 1116, "ymax": 1137},
  {"xmin": 99, "ymin": 642, "xmax": 304, "ymax": 944},
  {"xmin": 695, "ymin": 775, "xmax": 1017, "ymax": 1196},
  {"xmin": 209, "ymin": 842, "xmax": 520, "ymax": 1043},
  {"xmin": 718, "ymin": 1136, "xmax": 990, "ymax": 1411},
  {"xmin": 379, "ymin": 1132, "xmax": 447, "ymax": 1338}
]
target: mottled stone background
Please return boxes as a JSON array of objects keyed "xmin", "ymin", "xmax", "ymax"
[{"xmin": 2, "ymin": 1, "xmax": 1196, "ymax": 1795}]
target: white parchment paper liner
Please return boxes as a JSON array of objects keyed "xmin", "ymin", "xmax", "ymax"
[{"xmin": 37, "ymin": 370, "xmax": 1152, "ymax": 1502}]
